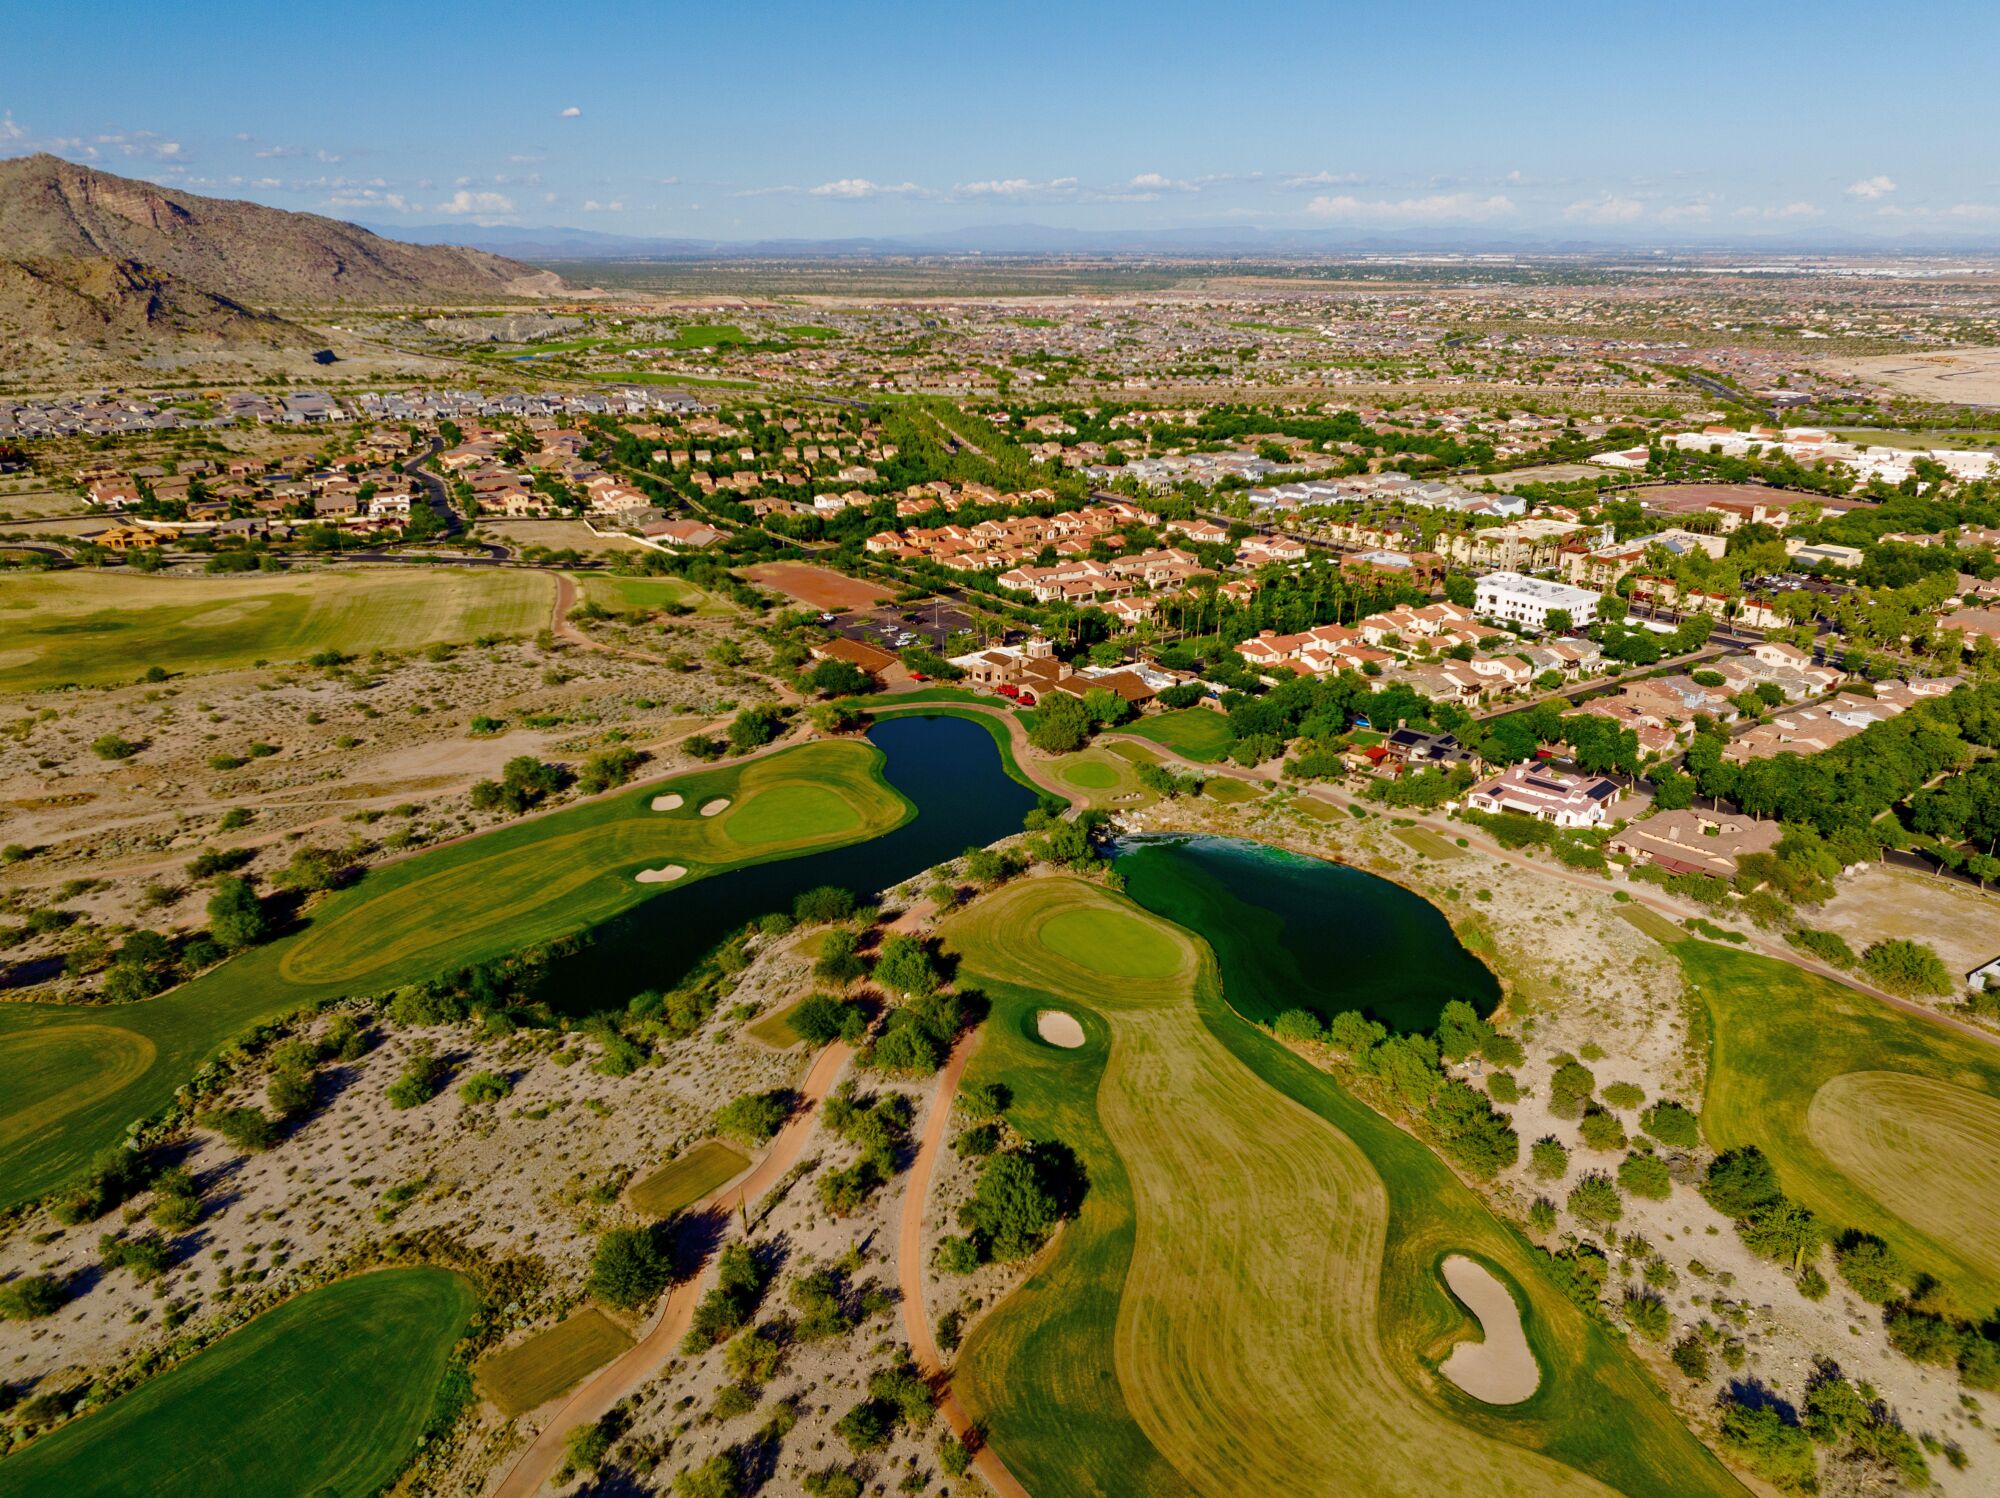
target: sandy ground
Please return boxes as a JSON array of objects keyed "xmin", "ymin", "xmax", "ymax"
[
  {"xmin": 1827, "ymin": 349, "xmax": 2000, "ymax": 408},
  {"xmin": 739, "ymin": 562, "xmax": 894, "ymax": 612},
  {"xmin": 475, "ymin": 519, "xmax": 649, "ymax": 556},
  {"xmin": 1035, "ymin": 1010, "xmax": 1086, "ymax": 1048},
  {"xmin": 632, "ymin": 865, "xmax": 686, "ymax": 884},
  {"xmin": 699, "ymin": 798, "xmax": 730, "ymax": 817},
  {"xmin": 649, "ymin": 793, "xmax": 684, "ymax": 811},
  {"xmin": 1815, "ymin": 863, "xmax": 2000, "ymax": 996},
  {"xmin": 1438, "ymin": 1255, "xmax": 1538, "ymax": 1404}
]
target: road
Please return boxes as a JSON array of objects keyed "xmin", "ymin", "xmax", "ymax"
[{"xmin": 486, "ymin": 1039, "xmax": 855, "ymax": 1498}]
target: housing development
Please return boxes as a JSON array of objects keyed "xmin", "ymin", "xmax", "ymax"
[{"xmin": 2, "ymin": 12, "xmax": 1999, "ymax": 1498}]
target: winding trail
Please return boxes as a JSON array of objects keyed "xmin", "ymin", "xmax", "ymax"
[
  {"xmin": 486, "ymin": 1039, "xmax": 853, "ymax": 1498},
  {"xmin": 898, "ymin": 1027, "xmax": 1032, "ymax": 1498}
]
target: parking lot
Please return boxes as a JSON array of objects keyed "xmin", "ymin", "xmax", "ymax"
[{"xmin": 829, "ymin": 600, "xmax": 991, "ymax": 654}]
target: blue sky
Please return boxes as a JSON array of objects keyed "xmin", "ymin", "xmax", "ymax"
[{"xmin": 4, "ymin": 0, "xmax": 1998, "ymax": 242}]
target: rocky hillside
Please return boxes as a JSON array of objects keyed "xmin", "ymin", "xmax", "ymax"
[{"xmin": 0, "ymin": 154, "xmax": 563, "ymax": 306}]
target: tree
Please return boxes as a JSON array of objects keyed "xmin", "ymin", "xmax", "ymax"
[
  {"xmin": 1702, "ymin": 1145, "xmax": 1783, "ymax": 1218},
  {"xmin": 790, "ymin": 994, "xmax": 866, "ymax": 1046},
  {"xmin": 1716, "ymin": 1399, "xmax": 1818, "ymax": 1494},
  {"xmin": 794, "ymin": 885, "xmax": 857, "ymax": 924},
  {"xmin": 873, "ymin": 934, "xmax": 939, "ymax": 998},
  {"xmin": 1567, "ymin": 1172, "xmax": 1623, "ymax": 1226},
  {"xmin": 1640, "ymin": 1100, "xmax": 1700, "ymax": 1148},
  {"xmin": 1578, "ymin": 1106, "xmax": 1627, "ymax": 1151},
  {"xmin": 1859, "ymin": 938, "xmax": 1954, "ymax": 997},
  {"xmin": 1028, "ymin": 691, "xmax": 1093, "ymax": 754},
  {"xmin": 814, "ymin": 928, "xmax": 866, "ymax": 987},
  {"xmin": 206, "ymin": 876, "xmax": 268, "ymax": 950},
  {"xmin": 728, "ymin": 706, "xmax": 784, "ymax": 752},
  {"xmin": 715, "ymin": 1090, "xmax": 792, "ymax": 1144},
  {"xmin": 589, "ymin": 1224, "xmax": 674, "ymax": 1309},
  {"xmin": 1739, "ymin": 1199, "xmax": 1825, "ymax": 1272},
  {"xmin": 1529, "ymin": 1136, "xmax": 1569, "ymax": 1182},
  {"xmin": 0, "ymin": 1274, "xmax": 67, "ymax": 1320},
  {"xmin": 805, "ymin": 657, "xmax": 871, "ymax": 697},
  {"xmin": 196, "ymin": 1105, "xmax": 277, "ymax": 1151},
  {"xmin": 961, "ymin": 1146, "xmax": 1075, "ymax": 1261},
  {"xmin": 1832, "ymin": 1232, "xmax": 1907, "ymax": 1305},
  {"xmin": 1617, "ymin": 1151, "xmax": 1673, "ymax": 1199}
]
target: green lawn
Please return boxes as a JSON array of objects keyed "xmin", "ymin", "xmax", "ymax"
[
  {"xmin": 944, "ymin": 879, "xmax": 1741, "ymax": 1498},
  {"xmin": 474, "ymin": 1307, "xmax": 633, "ymax": 1417},
  {"xmin": 0, "ymin": 1268, "xmax": 473, "ymax": 1498},
  {"xmin": 1118, "ymin": 708, "xmax": 1237, "ymax": 763},
  {"xmin": 575, "ymin": 571, "xmax": 734, "ymax": 618},
  {"xmin": 1678, "ymin": 940, "xmax": 2000, "ymax": 1309},
  {"xmin": 0, "ymin": 739, "xmax": 910, "ymax": 1209},
  {"xmin": 1203, "ymin": 775, "xmax": 1263, "ymax": 805},
  {"xmin": 747, "ymin": 997, "xmax": 810, "ymax": 1048},
  {"xmin": 0, "ymin": 568, "xmax": 551, "ymax": 690},
  {"xmin": 627, "ymin": 1139, "xmax": 752, "ymax": 1218},
  {"xmin": 1393, "ymin": 826, "xmax": 1467, "ymax": 861}
]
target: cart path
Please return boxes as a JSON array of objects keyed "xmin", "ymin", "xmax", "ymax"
[
  {"xmin": 898, "ymin": 1026, "xmax": 1032, "ymax": 1498},
  {"xmin": 487, "ymin": 1038, "xmax": 854, "ymax": 1498}
]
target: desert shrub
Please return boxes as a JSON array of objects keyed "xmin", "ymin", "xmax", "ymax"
[
  {"xmin": 1617, "ymin": 1151, "xmax": 1673, "ymax": 1199},
  {"xmin": 715, "ymin": 1090, "xmax": 793, "ymax": 1145},
  {"xmin": 1640, "ymin": 1100, "xmax": 1700, "ymax": 1148},
  {"xmin": 589, "ymin": 1223, "xmax": 674, "ymax": 1310}
]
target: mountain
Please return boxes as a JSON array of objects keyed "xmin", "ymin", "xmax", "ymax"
[{"xmin": 0, "ymin": 154, "xmax": 564, "ymax": 305}]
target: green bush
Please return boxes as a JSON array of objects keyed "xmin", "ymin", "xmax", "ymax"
[{"xmin": 589, "ymin": 1224, "xmax": 675, "ymax": 1309}]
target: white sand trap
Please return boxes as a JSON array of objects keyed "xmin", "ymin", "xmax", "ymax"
[
  {"xmin": 700, "ymin": 797, "xmax": 731, "ymax": 817},
  {"xmin": 634, "ymin": 865, "xmax": 688, "ymax": 884},
  {"xmin": 1438, "ymin": 1255, "xmax": 1539, "ymax": 1404},
  {"xmin": 1036, "ymin": 1010, "xmax": 1086, "ymax": 1049},
  {"xmin": 650, "ymin": 793, "xmax": 685, "ymax": 811}
]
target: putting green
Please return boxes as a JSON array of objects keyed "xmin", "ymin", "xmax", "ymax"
[
  {"xmin": 1679, "ymin": 940, "xmax": 2000, "ymax": 1310},
  {"xmin": 944, "ymin": 879, "xmax": 1741, "ymax": 1498},
  {"xmin": 0, "ymin": 568, "xmax": 551, "ymax": 690},
  {"xmin": 0, "ymin": 1268, "xmax": 474, "ymax": 1498},
  {"xmin": 1039, "ymin": 905, "xmax": 1192, "ymax": 980},
  {"xmin": 0, "ymin": 739, "xmax": 910, "ymax": 1210},
  {"xmin": 1806, "ymin": 1072, "xmax": 2000, "ymax": 1288},
  {"xmin": 1060, "ymin": 758, "xmax": 1121, "ymax": 789}
]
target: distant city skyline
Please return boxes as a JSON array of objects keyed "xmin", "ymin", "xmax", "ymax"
[{"xmin": 5, "ymin": 0, "xmax": 1999, "ymax": 244}]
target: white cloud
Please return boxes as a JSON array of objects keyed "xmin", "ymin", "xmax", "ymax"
[
  {"xmin": 0, "ymin": 113, "xmax": 25, "ymax": 143},
  {"xmin": 953, "ymin": 176, "xmax": 1078, "ymax": 198},
  {"xmin": 1128, "ymin": 171, "xmax": 1196, "ymax": 192},
  {"xmin": 255, "ymin": 144, "xmax": 303, "ymax": 159},
  {"xmin": 808, "ymin": 178, "xmax": 925, "ymax": 198},
  {"xmin": 559, "ymin": 106, "xmax": 581, "ymax": 119},
  {"xmin": 1282, "ymin": 170, "xmax": 1364, "ymax": 189},
  {"xmin": 1563, "ymin": 193, "xmax": 1645, "ymax": 225},
  {"xmin": 1657, "ymin": 198, "xmax": 1715, "ymax": 223},
  {"xmin": 434, "ymin": 189, "xmax": 515, "ymax": 216},
  {"xmin": 1305, "ymin": 192, "xmax": 1515, "ymax": 222},
  {"xmin": 326, "ymin": 188, "xmax": 411, "ymax": 212},
  {"xmin": 1845, "ymin": 175, "xmax": 1896, "ymax": 200},
  {"xmin": 581, "ymin": 199, "xmax": 625, "ymax": 212},
  {"xmin": 1733, "ymin": 201, "xmax": 1823, "ymax": 220},
  {"xmin": 1946, "ymin": 203, "xmax": 2000, "ymax": 221}
]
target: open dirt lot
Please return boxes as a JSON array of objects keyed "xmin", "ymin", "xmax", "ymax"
[
  {"xmin": 1814, "ymin": 863, "xmax": 2000, "ymax": 991},
  {"xmin": 740, "ymin": 561, "xmax": 894, "ymax": 611},
  {"xmin": 1828, "ymin": 348, "xmax": 2000, "ymax": 408}
]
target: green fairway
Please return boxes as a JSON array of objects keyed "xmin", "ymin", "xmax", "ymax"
[
  {"xmin": 474, "ymin": 1307, "xmax": 633, "ymax": 1417},
  {"xmin": 1118, "ymin": 708, "xmax": 1236, "ymax": 763},
  {"xmin": 0, "ymin": 567, "xmax": 551, "ymax": 690},
  {"xmin": 0, "ymin": 739, "xmax": 909, "ymax": 1208},
  {"xmin": 0, "ymin": 1268, "xmax": 473, "ymax": 1498},
  {"xmin": 575, "ymin": 571, "xmax": 734, "ymax": 618},
  {"xmin": 944, "ymin": 879, "xmax": 1743, "ymax": 1498},
  {"xmin": 1039, "ymin": 904, "xmax": 1188, "ymax": 979},
  {"xmin": 1677, "ymin": 940, "xmax": 2000, "ymax": 1309},
  {"xmin": 627, "ymin": 1139, "xmax": 752, "ymax": 1218}
]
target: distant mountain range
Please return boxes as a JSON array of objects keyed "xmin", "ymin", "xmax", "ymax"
[
  {"xmin": 373, "ymin": 219, "xmax": 2000, "ymax": 261},
  {"xmin": 0, "ymin": 155, "xmax": 563, "ymax": 378}
]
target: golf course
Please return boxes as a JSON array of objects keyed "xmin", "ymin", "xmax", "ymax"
[
  {"xmin": 0, "ymin": 567, "xmax": 552, "ymax": 690},
  {"xmin": 0, "ymin": 1267, "xmax": 474, "ymax": 1497},
  {"xmin": 942, "ymin": 876, "xmax": 1741, "ymax": 1498},
  {"xmin": 0, "ymin": 737, "xmax": 914, "ymax": 1208},
  {"xmin": 1678, "ymin": 940, "xmax": 2000, "ymax": 1310}
]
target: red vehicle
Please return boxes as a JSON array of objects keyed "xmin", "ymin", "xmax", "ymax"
[
  {"xmin": 1016, "ymin": 692, "xmax": 1037, "ymax": 707},
  {"xmin": 908, "ymin": 672, "xmax": 926, "ymax": 682},
  {"xmin": 996, "ymin": 683, "xmax": 1020, "ymax": 699}
]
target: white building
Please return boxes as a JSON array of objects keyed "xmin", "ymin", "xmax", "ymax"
[
  {"xmin": 1467, "ymin": 764, "xmax": 1620, "ymax": 828},
  {"xmin": 1473, "ymin": 571, "xmax": 1602, "ymax": 632}
]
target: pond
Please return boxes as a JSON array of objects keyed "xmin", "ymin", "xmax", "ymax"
[
  {"xmin": 541, "ymin": 713, "xmax": 1039, "ymax": 1012},
  {"xmin": 1114, "ymin": 834, "xmax": 1498, "ymax": 1034}
]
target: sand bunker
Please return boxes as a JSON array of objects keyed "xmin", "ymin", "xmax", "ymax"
[
  {"xmin": 650, "ymin": 793, "xmax": 685, "ymax": 811},
  {"xmin": 700, "ymin": 798, "xmax": 731, "ymax": 817},
  {"xmin": 1036, "ymin": 1010, "xmax": 1086, "ymax": 1049},
  {"xmin": 1438, "ymin": 1255, "xmax": 1538, "ymax": 1404},
  {"xmin": 634, "ymin": 865, "xmax": 688, "ymax": 884}
]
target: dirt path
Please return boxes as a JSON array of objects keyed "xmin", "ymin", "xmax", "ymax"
[
  {"xmin": 485, "ymin": 1039, "xmax": 853, "ymax": 1498},
  {"xmin": 898, "ymin": 1027, "xmax": 1031, "ymax": 1498}
]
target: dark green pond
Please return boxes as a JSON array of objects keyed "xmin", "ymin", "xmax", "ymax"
[
  {"xmin": 543, "ymin": 713, "xmax": 1039, "ymax": 1012},
  {"xmin": 1115, "ymin": 835, "xmax": 1498, "ymax": 1034}
]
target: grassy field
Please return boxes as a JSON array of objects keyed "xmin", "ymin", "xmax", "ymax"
[
  {"xmin": 1392, "ymin": 826, "xmax": 1467, "ymax": 861},
  {"xmin": 0, "ymin": 1268, "xmax": 473, "ymax": 1497},
  {"xmin": 1202, "ymin": 775, "xmax": 1263, "ymax": 805},
  {"xmin": 1117, "ymin": 708, "xmax": 1236, "ymax": 763},
  {"xmin": 944, "ymin": 879, "xmax": 1740, "ymax": 1498},
  {"xmin": 474, "ymin": 1307, "xmax": 634, "ymax": 1417},
  {"xmin": 575, "ymin": 571, "xmax": 734, "ymax": 618},
  {"xmin": 747, "ymin": 997, "xmax": 810, "ymax": 1048},
  {"xmin": 1677, "ymin": 941, "xmax": 2000, "ymax": 1309},
  {"xmin": 0, "ymin": 739, "xmax": 910, "ymax": 1208},
  {"xmin": 1047, "ymin": 745, "xmax": 1156, "ymax": 809},
  {"xmin": 0, "ymin": 568, "xmax": 552, "ymax": 690},
  {"xmin": 627, "ymin": 1140, "xmax": 751, "ymax": 1218}
]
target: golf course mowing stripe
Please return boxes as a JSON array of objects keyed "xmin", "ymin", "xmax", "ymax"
[
  {"xmin": 0, "ymin": 738, "xmax": 911, "ymax": 1210},
  {"xmin": 1685, "ymin": 939, "xmax": 2000, "ymax": 1310},
  {"xmin": 945, "ymin": 878, "xmax": 1747, "ymax": 1498},
  {"xmin": 1806, "ymin": 1071, "xmax": 2000, "ymax": 1287},
  {"xmin": 1119, "ymin": 708, "xmax": 1237, "ymax": 763},
  {"xmin": 0, "ymin": 1268, "xmax": 474, "ymax": 1498}
]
